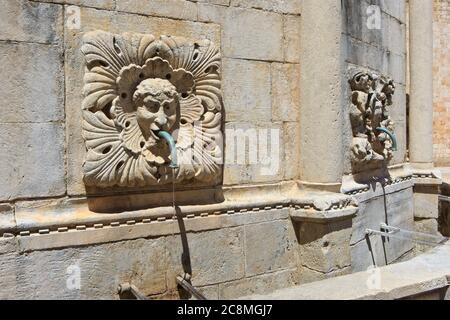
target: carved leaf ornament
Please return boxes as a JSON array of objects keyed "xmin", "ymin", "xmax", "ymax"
[{"xmin": 81, "ymin": 31, "xmax": 223, "ymax": 187}]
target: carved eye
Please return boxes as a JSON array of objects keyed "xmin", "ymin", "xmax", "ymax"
[
  {"xmin": 181, "ymin": 92, "xmax": 188, "ymax": 99},
  {"xmin": 121, "ymin": 93, "xmax": 127, "ymax": 99}
]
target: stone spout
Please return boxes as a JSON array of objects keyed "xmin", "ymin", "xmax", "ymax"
[
  {"xmin": 157, "ymin": 130, "xmax": 178, "ymax": 168},
  {"xmin": 376, "ymin": 127, "xmax": 397, "ymax": 151}
]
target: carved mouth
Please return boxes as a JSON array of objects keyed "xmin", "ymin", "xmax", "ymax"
[{"xmin": 150, "ymin": 129, "xmax": 160, "ymax": 141}]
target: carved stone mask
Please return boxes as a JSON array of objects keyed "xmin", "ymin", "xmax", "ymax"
[
  {"xmin": 132, "ymin": 78, "xmax": 179, "ymax": 147},
  {"xmin": 81, "ymin": 31, "xmax": 224, "ymax": 188}
]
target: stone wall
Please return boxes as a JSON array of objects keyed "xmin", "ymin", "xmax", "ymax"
[
  {"xmin": 0, "ymin": 0, "xmax": 435, "ymax": 300},
  {"xmin": 342, "ymin": 0, "xmax": 407, "ymax": 173},
  {"xmin": 433, "ymin": 0, "xmax": 450, "ymax": 166}
]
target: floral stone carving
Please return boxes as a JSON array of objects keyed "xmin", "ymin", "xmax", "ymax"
[
  {"xmin": 348, "ymin": 72, "xmax": 396, "ymax": 172},
  {"xmin": 81, "ymin": 31, "xmax": 223, "ymax": 187}
]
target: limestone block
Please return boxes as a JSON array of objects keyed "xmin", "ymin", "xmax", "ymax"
[
  {"xmin": 194, "ymin": 0, "xmax": 230, "ymax": 6},
  {"xmin": 0, "ymin": 254, "xmax": 19, "ymax": 299},
  {"xmin": 9, "ymin": 237, "xmax": 168, "ymax": 299},
  {"xmin": 0, "ymin": 236, "xmax": 17, "ymax": 256},
  {"xmin": 116, "ymin": 0, "xmax": 198, "ymax": 21},
  {"xmin": 30, "ymin": 0, "xmax": 115, "ymax": 10},
  {"xmin": 415, "ymin": 218, "xmax": 439, "ymax": 235},
  {"xmin": 64, "ymin": 6, "xmax": 221, "ymax": 195},
  {"xmin": 387, "ymin": 53, "xmax": 406, "ymax": 85},
  {"xmin": 0, "ymin": 123, "xmax": 65, "ymax": 201},
  {"xmin": 223, "ymin": 122, "xmax": 284, "ymax": 185},
  {"xmin": 245, "ymin": 220, "xmax": 296, "ymax": 276},
  {"xmin": 271, "ymin": 63, "xmax": 300, "ymax": 122},
  {"xmin": 0, "ymin": 42, "xmax": 64, "ymax": 123},
  {"xmin": 0, "ymin": 0, "xmax": 62, "ymax": 44},
  {"xmin": 282, "ymin": 122, "xmax": 300, "ymax": 180},
  {"xmin": 379, "ymin": 0, "xmax": 406, "ymax": 22},
  {"xmin": 222, "ymin": 58, "xmax": 271, "ymax": 122},
  {"xmin": 298, "ymin": 266, "xmax": 351, "ymax": 285},
  {"xmin": 350, "ymin": 187, "xmax": 414, "ymax": 271},
  {"xmin": 283, "ymin": 15, "xmax": 301, "ymax": 63},
  {"xmin": 166, "ymin": 227, "xmax": 245, "ymax": 289},
  {"xmin": 388, "ymin": 16, "xmax": 406, "ymax": 55},
  {"xmin": 230, "ymin": 0, "xmax": 301, "ymax": 15},
  {"xmin": 414, "ymin": 191, "xmax": 439, "ymax": 219},
  {"xmin": 295, "ymin": 219, "xmax": 352, "ymax": 273},
  {"xmin": 198, "ymin": 4, "xmax": 283, "ymax": 61},
  {"xmin": 219, "ymin": 269, "xmax": 297, "ymax": 299}
]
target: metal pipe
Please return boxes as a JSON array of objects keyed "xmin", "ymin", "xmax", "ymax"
[
  {"xmin": 376, "ymin": 127, "xmax": 397, "ymax": 151},
  {"xmin": 117, "ymin": 283, "xmax": 148, "ymax": 300},
  {"xmin": 176, "ymin": 276, "xmax": 207, "ymax": 300},
  {"xmin": 157, "ymin": 130, "xmax": 178, "ymax": 168}
]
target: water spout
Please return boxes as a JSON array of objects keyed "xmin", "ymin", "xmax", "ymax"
[
  {"xmin": 376, "ymin": 127, "xmax": 397, "ymax": 151},
  {"xmin": 156, "ymin": 130, "xmax": 178, "ymax": 168}
]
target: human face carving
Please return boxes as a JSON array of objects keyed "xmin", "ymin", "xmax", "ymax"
[{"xmin": 133, "ymin": 78, "xmax": 179, "ymax": 143}]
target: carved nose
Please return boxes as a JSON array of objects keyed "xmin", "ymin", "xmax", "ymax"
[{"xmin": 155, "ymin": 116, "xmax": 167, "ymax": 128}]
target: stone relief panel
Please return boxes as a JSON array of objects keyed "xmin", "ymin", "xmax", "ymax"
[
  {"xmin": 348, "ymin": 72, "xmax": 397, "ymax": 173},
  {"xmin": 81, "ymin": 31, "xmax": 223, "ymax": 188}
]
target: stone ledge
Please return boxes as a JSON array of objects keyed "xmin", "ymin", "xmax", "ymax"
[{"xmin": 240, "ymin": 241, "xmax": 450, "ymax": 300}]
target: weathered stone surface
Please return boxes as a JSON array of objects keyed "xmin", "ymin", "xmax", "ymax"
[
  {"xmin": 283, "ymin": 15, "xmax": 301, "ymax": 63},
  {"xmin": 415, "ymin": 218, "xmax": 439, "ymax": 235},
  {"xmin": 80, "ymin": 31, "xmax": 223, "ymax": 188},
  {"xmin": 350, "ymin": 187, "xmax": 414, "ymax": 272},
  {"xmin": 219, "ymin": 269, "xmax": 297, "ymax": 299},
  {"xmin": 230, "ymin": 0, "xmax": 301, "ymax": 15},
  {"xmin": 64, "ymin": 7, "xmax": 221, "ymax": 195},
  {"xmin": 0, "ymin": 123, "xmax": 65, "ymax": 201},
  {"xmin": 223, "ymin": 58, "xmax": 271, "ymax": 122},
  {"xmin": 198, "ymin": 4, "xmax": 283, "ymax": 61},
  {"xmin": 298, "ymin": 265, "xmax": 351, "ymax": 285},
  {"xmin": 31, "ymin": 0, "xmax": 115, "ymax": 10},
  {"xmin": 1, "ymin": 237, "xmax": 168, "ymax": 299},
  {"xmin": 0, "ymin": 0, "xmax": 63, "ymax": 44},
  {"xmin": 166, "ymin": 227, "xmax": 245, "ymax": 289},
  {"xmin": 282, "ymin": 122, "xmax": 300, "ymax": 180},
  {"xmin": 0, "ymin": 42, "xmax": 63, "ymax": 123},
  {"xmin": 242, "ymin": 241, "xmax": 450, "ymax": 300},
  {"xmin": 195, "ymin": 0, "xmax": 230, "ymax": 6},
  {"xmin": 414, "ymin": 191, "xmax": 439, "ymax": 219},
  {"xmin": 295, "ymin": 219, "xmax": 352, "ymax": 273},
  {"xmin": 245, "ymin": 220, "xmax": 296, "ymax": 276},
  {"xmin": 271, "ymin": 63, "xmax": 300, "ymax": 122},
  {"xmin": 223, "ymin": 122, "xmax": 283, "ymax": 185},
  {"xmin": 116, "ymin": 0, "xmax": 198, "ymax": 21}
]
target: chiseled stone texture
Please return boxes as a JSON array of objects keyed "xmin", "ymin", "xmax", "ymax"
[
  {"xmin": 219, "ymin": 269, "xmax": 297, "ymax": 299},
  {"xmin": 414, "ymin": 191, "xmax": 439, "ymax": 219},
  {"xmin": 198, "ymin": 4, "xmax": 284, "ymax": 61},
  {"xmin": 0, "ymin": 42, "xmax": 64, "ymax": 123},
  {"xmin": 0, "ymin": 123, "xmax": 65, "ymax": 201},
  {"xmin": 350, "ymin": 186, "xmax": 414, "ymax": 272},
  {"xmin": 295, "ymin": 219, "xmax": 353, "ymax": 274},
  {"xmin": 30, "ymin": 0, "xmax": 115, "ymax": 10},
  {"xmin": 223, "ymin": 122, "xmax": 284, "ymax": 185},
  {"xmin": 223, "ymin": 58, "xmax": 271, "ymax": 122},
  {"xmin": 230, "ymin": 0, "xmax": 301, "ymax": 15},
  {"xmin": 0, "ymin": 0, "xmax": 63, "ymax": 44},
  {"xmin": 64, "ymin": 7, "xmax": 220, "ymax": 195},
  {"xmin": 271, "ymin": 63, "xmax": 300, "ymax": 122},
  {"xmin": 166, "ymin": 227, "xmax": 245, "ymax": 289},
  {"xmin": 245, "ymin": 220, "xmax": 296, "ymax": 276},
  {"xmin": 283, "ymin": 15, "xmax": 301, "ymax": 63},
  {"xmin": 116, "ymin": 0, "xmax": 198, "ymax": 21}
]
